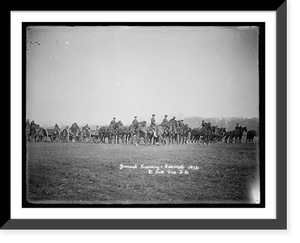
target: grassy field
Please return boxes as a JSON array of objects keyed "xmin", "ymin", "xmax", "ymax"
[{"xmin": 26, "ymin": 141, "xmax": 260, "ymax": 205}]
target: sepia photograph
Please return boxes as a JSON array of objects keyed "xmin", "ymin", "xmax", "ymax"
[{"xmin": 24, "ymin": 24, "xmax": 263, "ymax": 206}]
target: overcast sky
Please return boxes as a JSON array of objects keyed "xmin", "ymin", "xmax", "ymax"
[{"xmin": 26, "ymin": 25, "xmax": 259, "ymax": 127}]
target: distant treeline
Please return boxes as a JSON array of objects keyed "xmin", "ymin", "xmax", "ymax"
[{"xmin": 183, "ymin": 116, "xmax": 259, "ymax": 131}]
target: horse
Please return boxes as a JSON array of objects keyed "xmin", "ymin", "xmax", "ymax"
[
  {"xmin": 181, "ymin": 124, "xmax": 191, "ymax": 144},
  {"xmin": 118, "ymin": 125, "xmax": 135, "ymax": 144},
  {"xmin": 246, "ymin": 130, "xmax": 257, "ymax": 143},
  {"xmin": 146, "ymin": 125, "xmax": 168, "ymax": 145},
  {"xmin": 216, "ymin": 127, "xmax": 226, "ymax": 142},
  {"xmin": 115, "ymin": 121, "xmax": 128, "ymax": 144},
  {"xmin": 190, "ymin": 128, "xmax": 199, "ymax": 144},
  {"xmin": 168, "ymin": 120, "xmax": 181, "ymax": 144},
  {"xmin": 223, "ymin": 130, "xmax": 235, "ymax": 143},
  {"xmin": 190, "ymin": 127, "xmax": 210, "ymax": 145},
  {"xmin": 233, "ymin": 126, "xmax": 247, "ymax": 143},
  {"xmin": 134, "ymin": 121, "xmax": 149, "ymax": 146},
  {"xmin": 107, "ymin": 122, "xmax": 119, "ymax": 143},
  {"xmin": 159, "ymin": 122, "xmax": 173, "ymax": 145},
  {"xmin": 98, "ymin": 125, "xmax": 109, "ymax": 143},
  {"xmin": 176, "ymin": 121, "xmax": 185, "ymax": 144}
]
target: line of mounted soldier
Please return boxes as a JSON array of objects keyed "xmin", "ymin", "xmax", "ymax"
[{"xmin": 26, "ymin": 116, "xmax": 257, "ymax": 145}]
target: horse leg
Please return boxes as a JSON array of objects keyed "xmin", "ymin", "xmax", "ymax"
[{"xmin": 144, "ymin": 134, "xmax": 148, "ymax": 146}]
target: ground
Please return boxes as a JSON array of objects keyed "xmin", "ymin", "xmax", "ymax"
[{"xmin": 26, "ymin": 142, "xmax": 260, "ymax": 205}]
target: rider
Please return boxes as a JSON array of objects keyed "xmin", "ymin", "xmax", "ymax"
[
  {"xmin": 161, "ymin": 115, "xmax": 169, "ymax": 127},
  {"xmin": 110, "ymin": 117, "xmax": 116, "ymax": 125},
  {"xmin": 30, "ymin": 120, "xmax": 36, "ymax": 127},
  {"xmin": 132, "ymin": 116, "xmax": 138, "ymax": 126},
  {"xmin": 28, "ymin": 120, "xmax": 36, "ymax": 138},
  {"xmin": 206, "ymin": 122, "xmax": 212, "ymax": 133},
  {"xmin": 150, "ymin": 114, "xmax": 157, "ymax": 137},
  {"xmin": 180, "ymin": 119, "xmax": 184, "ymax": 126},
  {"xmin": 162, "ymin": 115, "xmax": 168, "ymax": 123},
  {"xmin": 235, "ymin": 123, "xmax": 239, "ymax": 131},
  {"xmin": 132, "ymin": 116, "xmax": 139, "ymax": 132},
  {"xmin": 201, "ymin": 120, "xmax": 205, "ymax": 128}
]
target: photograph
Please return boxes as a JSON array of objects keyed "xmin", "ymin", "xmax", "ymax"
[{"xmin": 24, "ymin": 24, "xmax": 262, "ymax": 206}]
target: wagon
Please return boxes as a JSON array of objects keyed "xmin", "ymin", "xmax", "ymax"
[
  {"xmin": 35, "ymin": 127, "xmax": 61, "ymax": 142},
  {"xmin": 78, "ymin": 127, "xmax": 92, "ymax": 143},
  {"xmin": 91, "ymin": 129, "xmax": 101, "ymax": 143}
]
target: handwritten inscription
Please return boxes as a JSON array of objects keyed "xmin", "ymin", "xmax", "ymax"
[{"xmin": 119, "ymin": 163, "xmax": 199, "ymax": 175}]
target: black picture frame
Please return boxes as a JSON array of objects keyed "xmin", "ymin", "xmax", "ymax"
[{"xmin": 4, "ymin": 2, "xmax": 287, "ymax": 230}]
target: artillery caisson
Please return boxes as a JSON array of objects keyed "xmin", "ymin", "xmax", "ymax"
[{"xmin": 27, "ymin": 125, "xmax": 60, "ymax": 142}]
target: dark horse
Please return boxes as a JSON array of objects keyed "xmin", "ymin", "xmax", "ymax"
[
  {"xmin": 190, "ymin": 127, "xmax": 210, "ymax": 145},
  {"xmin": 107, "ymin": 122, "xmax": 119, "ymax": 143},
  {"xmin": 169, "ymin": 120, "xmax": 181, "ymax": 144},
  {"xmin": 246, "ymin": 130, "xmax": 257, "ymax": 143},
  {"xmin": 134, "ymin": 121, "xmax": 149, "ymax": 146},
  {"xmin": 115, "ymin": 120, "xmax": 129, "ymax": 144},
  {"xmin": 182, "ymin": 124, "xmax": 192, "ymax": 144},
  {"xmin": 98, "ymin": 125, "xmax": 109, "ymax": 143},
  {"xmin": 233, "ymin": 126, "xmax": 247, "ymax": 143},
  {"xmin": 223, "ymin": 130, "xmax": 235, "ymax": 143},
  {"xmin": 159, "ymin": 122, "xmax": 173, "ymax": 145}
]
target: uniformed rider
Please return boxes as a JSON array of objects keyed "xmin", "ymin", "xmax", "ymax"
[
  {"xmin": 131, "ymin": 116, "xmax": 139, "ymax": 132},
  {"xmin": 150, "ymin": 114, "xmax": 157, "ymax": 137},
  {"xmin": 201, "ymin": 120, "xmax": 205, "ymax": 128},
  {"xmin": 110, "ymin": 117, "xmax": 116, "ymax": 125},
  {"xmin": 235, "ymin": 123, "xmax": 240, "ymax": 131},
  {"xmin": 162, "ymin": 115, "xmax": 168, "ymax": 123},
  {"xmin": 180, "ymin": 119, "xmax": 184, "ymax": 127},
  {"xmin": 132, "ymin": 116, "xmax": 138, "ymax": 126}
]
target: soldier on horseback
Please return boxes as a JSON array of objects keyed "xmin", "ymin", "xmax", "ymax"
[
  {"xmin": 162, "ymin": 115, "xmax": 168, "ymax": 123},
  {"xmin": 132, "ymin": 116, "xmax": 138, "ymax": 126},
  {"xmin": 235, "ymin": 123, "xmax": 240, "ymax": 131},
  {"xmin": 150, "ymin": 114, "xmax": 157, "ymax": 137},
  {"xmin": 161, "ymin": 115, "xmax": 169, "ymax": 127},
  {"xmin": 28, "ymin": 120, "xmax": 37, "ymax": 140},
  {"xmin": 201, "ymin": 120, "xmax": 205, "ymax": 129},
  {"xmin": 110, "ymin": 117, "xmax": 116, "ymax": 125},
  {"xmin": 29, "ymin": 120, "xmax": 37, "ymax": 133},
  {"xmin": 30, "ymin": 120, "xmax": 36, "ymax": 127},
  {"xmin": 132, "ymin": 116, "xmax": 139, "ymax": 132},
  {"xmin": 179, "ymin": 119, "xmax": 184, "ymax": 127}
]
